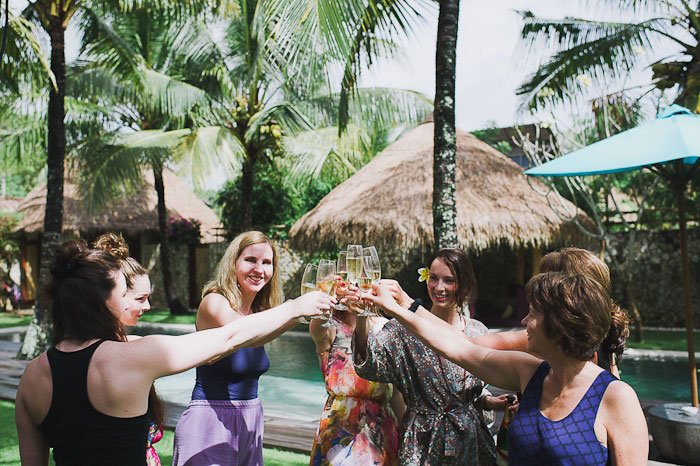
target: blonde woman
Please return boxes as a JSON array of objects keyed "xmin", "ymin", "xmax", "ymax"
[{"xmin": 173, "ymin": 231, "xmax": 311, "ymax": 466}]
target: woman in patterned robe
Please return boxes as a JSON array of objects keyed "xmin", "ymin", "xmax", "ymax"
[{"xmin": 353, "ymin": 248, "xmax": 510, "ymax": 465}]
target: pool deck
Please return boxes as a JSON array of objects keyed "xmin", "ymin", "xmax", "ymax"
[{"xmin": 0, "ymin": 326, "xmax": 690, "ymax": 464}]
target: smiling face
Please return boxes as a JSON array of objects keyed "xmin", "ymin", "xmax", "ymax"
[
  {"xmin": 120, "ymin": 274, "xmax": 152, "ymax": 326},
  {"xmin": 235, "ymin": 242, "xmax": 274, "ymax": 297},
  {"xmin": 427, "ymin": 258, "xmax": 459, "ymax": 312},
  {"xmin": 106, "ymin": 271, "xmax": 131, "ymax": 325}
]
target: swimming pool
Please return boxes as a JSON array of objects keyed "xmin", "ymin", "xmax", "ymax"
[
  {"xmin": 155, "ymin": 331, "xmax": 328, "ymax": 421},
  {"xmin": 154, "ymin": 331, "xmax": 700, "ymax": 421}
]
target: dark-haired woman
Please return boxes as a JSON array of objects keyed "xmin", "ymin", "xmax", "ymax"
[
  {"xmin": 353, "ymin": 248, "xmax": 511, "ymax": 465},
  {"xmin": 14, "ymin": 240, "xmax": 333, "ymax": 465},
  {"xmin": 94, "ymin": 233, "xmax": 162, "ymax": 465},
  {"xmin": 363, "ymin": 272, "xmax": 648, "ymax": 465}
]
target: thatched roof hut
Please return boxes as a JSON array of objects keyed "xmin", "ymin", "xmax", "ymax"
[
  {"xmin": 0, "ymin": 196, "xmax": 22, "ymax": 214},
  {"xmin": 289, "ymin": 120, "xmax": 589, "ymax": 255},
  {"xmin": 16, "ymin": 167, "xmax": 222, "ymax": 243}
]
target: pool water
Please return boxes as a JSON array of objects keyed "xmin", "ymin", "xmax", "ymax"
[
  {"xmin": 155, "ymin": 331, "xmax": 328, "ymax": 421},
  {"xmin": 619, "ymin": 357, "xmax": 700, "ymax": 403},
  {"xmin": 155, "ymin": 332, "xmax": 700, "ymax": 421}
]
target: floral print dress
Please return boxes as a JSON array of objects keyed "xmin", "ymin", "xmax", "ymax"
[
  {"xmin": 354, "ymin": 316, "xmax": 496, "ymax": 466},
  {"xmin": 310, "ymin": 318, "xmax": 399, "ymax": 466}
]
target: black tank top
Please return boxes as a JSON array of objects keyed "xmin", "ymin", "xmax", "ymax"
[{"xmin": 37, "ymin": 339, "xmax": 149, "ymax": 465}]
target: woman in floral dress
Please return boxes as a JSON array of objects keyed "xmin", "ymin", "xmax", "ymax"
[
  {"xmin": 309, "ymin": 308, "xmax": 403, "ymax": 466},
  {"xmin": 353, "ymin": 248, "xmax": 511, "ymax": 465}
]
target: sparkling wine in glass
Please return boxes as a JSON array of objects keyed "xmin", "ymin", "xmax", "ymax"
[
  {"xmin": 363, "ymin": 246, "xmax": 381, "ymax": 281},
  {"xmin": 335, "ymin": 251, "xmax": 349, "ymax": 311},
  {"xmin": 356, "ymin": 256, "xmax": 378, "ymax": 316},
  {"xmin": 301, "ymin": 264, "xmax": 321, "ymax": 322},
  {"xmin": 346, "ymin": 245, "xmax": 363, "ymax": 285},
  {"xmin": 317, "ymin": 259, "xmax": 339, "ymax": 328}
]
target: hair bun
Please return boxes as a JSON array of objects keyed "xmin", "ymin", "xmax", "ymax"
[
  {"xmin": 51, "ymin": 240, "xmax": 88, "ymax": 278},
  {"xmin": 93, "ymin": 233, "xmax": 130, "ymax": 260}
]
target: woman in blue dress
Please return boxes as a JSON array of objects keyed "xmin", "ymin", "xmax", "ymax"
[{"xmin": 362, "ymin": 269, "xmax": 648, "ymax": 465}]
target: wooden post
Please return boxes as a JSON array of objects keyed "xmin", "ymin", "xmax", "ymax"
[
  {"xmin": 531, "ymin": 246, "xmax": 542, "ymax": 277},
  {"xmin": 676, "ymin": 185, "xmax": 699, "ymax": 407}
]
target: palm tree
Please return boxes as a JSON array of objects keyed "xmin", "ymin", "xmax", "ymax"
[
  {"xmin": 74, "ymin": 0, "xmax": 429, "ymax": 307},
  {"xmin": 269, "ymin": 0, "xmax": 461, "ymax": 249},
  {"xmin": 12, "ymin": 0, "xmax": 216, "ymax": 358},
  {"xmin": 73, "ymin": 4, "xmax": 217, "ymax": 315},
  {"xmin": 516, "ymin": 1, "xmax": 700, "ymax": 111}
]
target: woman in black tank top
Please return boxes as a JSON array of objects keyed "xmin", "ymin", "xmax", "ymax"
[{"xmin": 15, "ymin": 239, "xmax": 335, "ymax": 465}]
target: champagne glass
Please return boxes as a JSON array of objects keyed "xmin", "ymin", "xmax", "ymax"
[
  {"xmin": 346, "ymin": 245, "xmax": 363, "ymax": 286},
  {"xmin": 301, "ymin": 264, "xmax": 321, "ymax": 323},
  {"xmin": 335, "ymin": 251, "xmax": 349, "ymax": 311},
  {"xmin": 363, "ymin": 246, "xmax": 381, "ymax": 282},
  {"xmin": 356, "ymin": 255, "xmax": 379, "ymax": 316},
  {"xmin": 317, "ymin": 259, "xmax": 339, "ymax": 328}
]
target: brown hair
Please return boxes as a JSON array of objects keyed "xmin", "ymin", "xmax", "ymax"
[
  {"xmin": 525, "ymin": 272, "xmax": 612, "ymax": 361},
  {"xmin": 48, "ymin": 239, "xmax": 164, "ymax": 427},
  {"xmin": 93, "ymin": 233, "xmax": 147, "ymax": 289},
  {"xmin": 203, "ymin": 231, "xmax": 282, "ymax": 312},
  {"xmin": 540, "ymin": 248, "xmax": 630, "ymax": 359},
  {"xmin": 47, "ymin": 240, "xmax": 127, "ymax": 345},
  {"xmin": 429, "ymin": 248, "xmax": 477, "ymax": 310}
]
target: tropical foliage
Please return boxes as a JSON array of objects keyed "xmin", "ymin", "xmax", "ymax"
[{"xmin": 517, "ymin": 1, "xmax": 700, "ymax": 111}]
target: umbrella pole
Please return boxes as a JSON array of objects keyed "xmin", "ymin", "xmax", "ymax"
[{"xmin": 677, "ymin": 186, "xmax": 699, "ymax": 407}]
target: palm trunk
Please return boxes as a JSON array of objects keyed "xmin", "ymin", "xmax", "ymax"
[
  {"xmin": 153, "ymin": 165, "xmax": 187, "ymax": 315},
  {"xmin": 18, "ymin": 15, "xmax": 66, "ymax": 360},
  {"xmin": 239, "ymin": 154, "xmax": 256, "ymax": 231},
  {"xmin": 432, "ymin": 0, "xmax": 460, "ymax": 250},
  {"xmin": 624, "ymin": 280, "xmax": 643, "ymax": 342}
]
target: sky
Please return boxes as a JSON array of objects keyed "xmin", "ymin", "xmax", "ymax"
[
  {"xmin": 359, "ymin": 0, "xmax": 598, "ymax": 131},
  {"xmin": 10, "ymin": 0, "xmax": 604, "ymax": 132}
]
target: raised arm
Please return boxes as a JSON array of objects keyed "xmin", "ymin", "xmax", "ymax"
[
  {"xmin": 364, "ymin": 284, "xmax": 538, "ymax": 392},
  {"xmin": 131, "ymin": 291, "xmax": 333, "ymax": 379},
  {"xmin": 196, "ymin": 293, "xmax": 298, "ymax": 348}
]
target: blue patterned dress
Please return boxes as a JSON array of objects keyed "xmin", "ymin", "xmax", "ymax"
[
  {"xmin": 508, "ymin": 361, "xmax": 616, "ymax": 465},
  {"xmin": 354, "ymin": 317, "xmax": 496, "ymax": 465}
]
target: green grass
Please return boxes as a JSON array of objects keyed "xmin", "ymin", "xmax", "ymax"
[
  {"xmin": 137, "ymin": 309, "xmax": 197, "ymax": 325},
  {"xmin": 0, "ymin": 400, "xmax": 309, "ymax": 465},
  {"xmin": 0, "ymin": 314, "xmax": 31, "ymax": 329},
  {"xmin": 625, "ymin": 329, "xmax": 700, "ymax": 352}
]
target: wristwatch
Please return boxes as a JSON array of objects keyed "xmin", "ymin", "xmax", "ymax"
[{"xmin": 408, "ymin": 298, "xmax": 422, "ymax": 313}]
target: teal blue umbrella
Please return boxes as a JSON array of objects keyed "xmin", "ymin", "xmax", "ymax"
[{"xmin": 525, "ymin": 105, "xmax": 700, "ymax": 407}]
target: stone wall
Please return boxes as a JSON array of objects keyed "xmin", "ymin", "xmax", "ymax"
[{"xmin": 606, "ymin": 228, "xmax": 700, "ymax": 329}]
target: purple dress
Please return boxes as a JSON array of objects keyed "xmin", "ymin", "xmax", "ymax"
[{"xmin": 172, "ymin": 346, "xmax": 270, "ymax": 466}]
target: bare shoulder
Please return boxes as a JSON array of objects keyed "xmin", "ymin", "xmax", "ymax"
[
  {"xmin": 197, "ymin": 293, "xmax": 239, "ymax": 329},
  {"xmin": 17, "ymin": 353, "xmax": 52, "ymax": 425},
  {"xmin": 369, "ymin": 316, "xmax": 390, "ymax": 332},
  {"xmin": 601, "ymin": 379, "xmax": 642, "ymax": 412},
  {"xmin": 19, "ymin": 353, "xmax": 51, "ymax": 390}
]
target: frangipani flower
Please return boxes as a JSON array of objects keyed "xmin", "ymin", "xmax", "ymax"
[{"xmin": 418, "ymin": 267, "xmax": 430, "ymax": 282}]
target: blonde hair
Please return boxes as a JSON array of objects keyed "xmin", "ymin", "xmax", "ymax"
[
  {"xmin": 93, "ymin": 233, "xmax": 147, "ymax": 288},
  {"xmin": 203, "ymin": 231, "xmax": 282, "ymax": 312}
]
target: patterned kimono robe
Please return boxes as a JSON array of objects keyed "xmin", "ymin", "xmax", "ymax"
[{"xmin": 354, "ymin": 317, "xmax": 496, "ymax": 466}]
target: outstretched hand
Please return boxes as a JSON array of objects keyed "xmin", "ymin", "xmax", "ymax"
[
  {"xmin": 294, "ymin": 291, "xmax": 335, "ymax": 318},
  {"xmin": 377, "ymin": 279, "xmax": 413, "ymax": 308},
  {"xmin": 359, "ymin": 283, "xmax": 402, "ymax": 317}
]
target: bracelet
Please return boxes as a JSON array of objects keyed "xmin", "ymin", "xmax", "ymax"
[{"xmin": 408, "ymin": 298, "xmax": 422, "ymax": 313}]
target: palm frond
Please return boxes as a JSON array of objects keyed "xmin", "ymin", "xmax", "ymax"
[
  {"xmin": 172, "ymin": 126, "xmax": 246, "ymax": 188},
  {"xmin": 517, "ymin": 16, "xmax": 670, "ymax": 109}
]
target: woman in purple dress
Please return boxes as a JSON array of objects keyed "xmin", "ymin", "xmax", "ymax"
[{"xmin": 172, "ymin": 231, "xmax": 303, "ymax": 466}]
